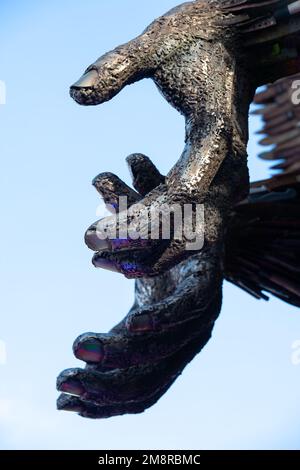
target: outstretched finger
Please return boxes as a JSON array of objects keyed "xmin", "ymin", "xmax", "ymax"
[
  {"xmin": 70, "ymin": 37, "xmax": 154, "ymax": 106},
  {"xmin": 126, "ymin": 154, "xmax": 165, "ymax": 196},
  {"xmin": 92, "ymin": 172, "xmax": 140, "ymax": 212},
  {"xmin": 72, "ymin": 312, "xmax": 213, "ymax": 370},
  {"xmin": 57, "ymin": 393, "xmax": 157, "ymax": 418},
  {"xmin": 84, "ymin": 200, "xmax": 168, "ymax": 256},
  {"xmin": 91, "ymin": 250, "xmax": 160, "ymax": 278}
]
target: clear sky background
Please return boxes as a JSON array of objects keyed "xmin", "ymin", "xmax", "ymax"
[{"xmin": 1, "ymin": 0, "xmax": 300, "ymax": 450}]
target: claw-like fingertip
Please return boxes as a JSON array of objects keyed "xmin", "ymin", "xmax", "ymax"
[
  {"xmin": 57, "ymin": 393, "xmax": 83, "ymax": 413},
  {"xmin": 71, "ymin": 69, "xmax": 98, "ymax": 89}
]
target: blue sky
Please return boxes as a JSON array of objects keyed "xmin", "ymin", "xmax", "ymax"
[{"xmin": 0, "ymin": 0, "xmax": 300, "ymax": 450}]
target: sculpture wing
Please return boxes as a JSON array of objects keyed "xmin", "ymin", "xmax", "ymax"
[
  {"xmin": 225, "ymin": 74, "xmax": 300, "ymax": 307},
  {"xmin": 221, "ymin": 0, "xmax": 300, "ymax": 84}
]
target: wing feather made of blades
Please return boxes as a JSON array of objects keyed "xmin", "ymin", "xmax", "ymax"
[
  {"xmin": 225, "ymin": 74, "xmax": 300, "ymax": 307},
  {"xmin": 220, "ymin": 0, "xmax": 300, "ymax": 84}
]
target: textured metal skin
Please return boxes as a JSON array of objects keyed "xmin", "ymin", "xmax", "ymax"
[{"xmin": 57, "ymin": 1, "xmax": 300, "ymax": 418}]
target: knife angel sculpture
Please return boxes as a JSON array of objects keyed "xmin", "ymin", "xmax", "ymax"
[{"xmin": 57, "ymin": 1, "xmax": 300, "ymax": 418}]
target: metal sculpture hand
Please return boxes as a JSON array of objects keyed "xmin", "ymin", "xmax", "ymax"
[
  {"xmin": 57, "ymin": 156, "xmax": 223, "ymax": 418},
  {"xmin": 71, "ymin": 0, "xmax": 252, "ymax": 277}
]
